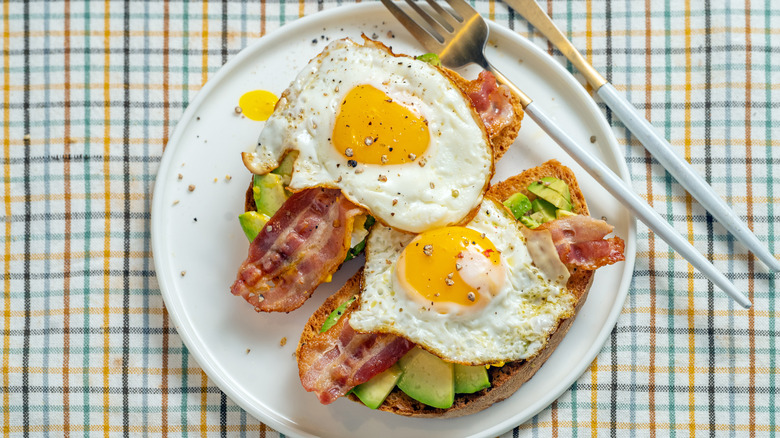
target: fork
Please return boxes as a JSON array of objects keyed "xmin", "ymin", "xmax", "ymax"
[{"xmin": 381, "ymin": 0, "xmax": 753, "ymax": 308}]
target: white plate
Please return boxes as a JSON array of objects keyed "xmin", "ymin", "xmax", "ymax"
[{"xmin": 151, "ymin": 3, "xmax": 636, "ymax": 437}]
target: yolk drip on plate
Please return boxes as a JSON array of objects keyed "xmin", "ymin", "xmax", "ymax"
[
  {"xmin": 239, "ymin": 90, "xmax": 278, "ymax": 121},
  {"xmin": 332, "ymin": 85, "xmax": 429, "ymax": 165},
  {"xmin": 394, "ymin": 226, "xmax": 505, "ymax": 315}
]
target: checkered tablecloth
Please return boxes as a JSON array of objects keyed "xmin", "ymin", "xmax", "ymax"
[{"xmin": 2, "ymin": 0, "xmax": 778, "ymax": 436}]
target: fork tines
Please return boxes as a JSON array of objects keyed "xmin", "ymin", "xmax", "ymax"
[{"xmin": 380, "ymin": 0, "xmax": 468, "ymax": 48}]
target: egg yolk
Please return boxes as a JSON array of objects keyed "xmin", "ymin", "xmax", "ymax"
[
  {"xmin": 332, "ymin": 85, "xmax": 430, "ymax": 165},
  {"xmin": 238, "ymin": 89, "xmax": 278, "ymax": 121},
  {"xmin": 394, "ymin": 227, "xmax": 505, "ymax": 314}
]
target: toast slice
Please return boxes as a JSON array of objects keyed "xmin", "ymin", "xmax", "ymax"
[{"xmin": 297, "ymin": 160, "xmax": 597, "ymax": 418}]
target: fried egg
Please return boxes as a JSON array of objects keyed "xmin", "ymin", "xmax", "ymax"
[
  {"xmin": 348, "ymin": 198, "xmax": 576, "ymax": 365},
  {"xmin": 243, "ymin": 38, "xmax": 493, "ymax": 233}
]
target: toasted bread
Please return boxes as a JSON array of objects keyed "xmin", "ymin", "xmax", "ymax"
[{"xmin": 296, "ymin": 160, "xmax": 596, "ymax": 418}]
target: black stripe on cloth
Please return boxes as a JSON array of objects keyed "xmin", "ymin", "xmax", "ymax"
[
  {"xmin": 3, "ymin": 100, "xmax": 187, "ymax": 110},
  {"xmin": 122, "ymin": 1, "xmax": 132, "ymax": 434},
  {"xmin": 612, "ymin": 325, "xmax": 779, "ymax": 338},
  {"xmin": 1, "ymin": 269, "xmax": 156, "ymax": 281},
  {"xmin": 3, "ymin": 155, "xmax": 160, "ymax": 165},
  {"xmin": 604, "ymin": 4, "xmax": 616, "ymax": 432},
  {"xmin": 22, "ymin": 0, "xmax": 31, "ymax": 433},
  {"xmin": 4, "ymin": 211, "xmax": 151, "ymax": 222},
  {"xmin": 704, "ymin": 2, "xmax": 717, "ymax": 434},
  {"xmin": 220, "ymin": 392, "xmax": 228, "ymax": 437},
  {"xmin": 2, "ymin": 386, "xmax": 229, "ymax": 395},
  {"xmin": 631, "ymin": 269, "xmax": 773, "ymax": 281},
  {"xmin": 1, "ymin": 327, "xmax": 180, "ymax": 337},
  {"xmin": 573, "ymin": 383, "xmax": 775, "ymax": 394},
  {"xmin": 625, "ymin": 155, "xmax": 780, "ymax": 166},
  {"xmin": 222, "ymin": 0, "xmax": 228, "ymax": 65}
]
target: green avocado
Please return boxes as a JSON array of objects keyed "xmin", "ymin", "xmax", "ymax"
[
  {"xmin": 319, "ymin": 296, "xmax": 356, "ymax": 333},
  {"xmin": 556, "ymin": 209, "xmax": 577, "ymax": 219},
  {"xmin": 253, "ymin": 173, "xmax": 288, "ymax": 218},
  {"xmin": 416, "ymin": 53, "xmax": 441, "ymax": 66},
  {"xmin": 352, "ymin": 364, "xmax": 403, "ymax": 409},
  {"xmin": 532, "ymin": 198, "xmax": 557, "ymax": 223},
  {"xmin": 397, "ymin": 347, "xmax": 454, "ymax": 409},
  {"xmin": 529, "ymin": 211, "xmax": 546, "ymax": 224},
  {"xmin": 528, "ymin": 179, "xmax": 572, "ymax": 211},
  {"xmin": 271, "ymin": 151, "xmax": 297, "ymax": 183},
  {"xmin": 238, "ymin": 211, "xmax": 271, "ymax": 242},
  {"xmin": 453, "ymin": 364, "xmax": 490, "ymax": 394},
  {"xmin": 520, "ymin": 215, "xmax": 541, "ymax": 229},
  {"xmin": 503, "ymin": 192, "xmax": 533, "ymax": 219},
  {"xmin": 540, "ymin": 176, "xmax": 572, "ymax": 203},
  {"xmin": 344, "ymin": 216, "xmax": 376, "ymax": 262}
]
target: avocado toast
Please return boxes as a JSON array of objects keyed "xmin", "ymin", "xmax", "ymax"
[{"xmin": 296, "ymin": 160, "xmax": 624, "ymax": 417}]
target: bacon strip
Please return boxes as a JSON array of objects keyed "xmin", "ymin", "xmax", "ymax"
[
  {"xmin": 231, "ymin": 188, "xmax": 363, "ymax": 312},
  {"xmin": 465, "ymin": 71, "xmax": 516, "ymax": 137},
  {"xmin": 298, "ymin": 301, "xmax": 414, "ymax": 404},
  {"xmin": 537, "ymin": 215, "xmax": 626, "ymax": 270}
]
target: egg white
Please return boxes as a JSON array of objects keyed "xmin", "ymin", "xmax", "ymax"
[
  {"xmin": 348, "ymin": 198, "xmax": 577, "ymax": 365},
  {"xmin": 244, "ymin": 38, "xmax": 493, "ymax": 233}
]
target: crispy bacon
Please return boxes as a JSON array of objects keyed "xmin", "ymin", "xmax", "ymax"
[
  {"xmin": 465, "ymin": 71, "xmax": 516, "ymax": 137},
  {"xmin": 231, "ymin": 188, "xmax": 363, "ymax": 312},
  {"xmin": 537, "ymin": 215, "xmax": 625, "ymax": 270},
  {"xmin": 298, "ymin": 301, "xmax": 414, "ymax": 404}
]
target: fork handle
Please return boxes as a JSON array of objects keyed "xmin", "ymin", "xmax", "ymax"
[
  {"xmin": 523, "ymin": 101, "xmax": 752, "ymax": 308},
  {"xmin": 597, "ymin": 83, "xmax": 780, "ymax": 272}
]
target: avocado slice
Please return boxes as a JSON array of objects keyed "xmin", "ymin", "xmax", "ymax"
[
  {"xmin": 532, "ymin": 198, "xmax": 557, "ymax": 223},
  {"xmin": 397, "ymin": 347, "xmax": 454, "ymax": 409},
  {"xmin": 503, "ymin": 192, "xmax": 533, "ymax": 220},
  {"xmin": 271, "ymin": 151, "xmax": 298, "ymax": 183},
  {"xmin": 556, "ymin": 209, "xmax": 577, "ymax": 219},
  {"xmin": 453, "ymin": 364, "xmax": 490, "ymax": 394},
  {"xmin": 344, "ymin": 216, "xmax": 376, "ymax": 262},
  {"xmin": 320, "ymin": 296, "xmax": 356, "ymax": 333},
  {"xmin": 253, "ymin": 173, "xmax": 288, "ymax": 217},
  {"xmin": 238, "ymin": 211, "xmax": 271, "ymax": 242},
  {"xmin": 416, "ymin": 53, "xmax": 441, "ymax": 66},
  {"xmin": 540, "ymin": 176, "xmax": 572, "ymax": 203},
  {"xmin": 352, "ymin": 364, "xmax": 403, "ymax": 409},
  {"xmin": 520, "ymin": 215, "xmax": 541, "ymax": 229},
  {"xmin": 529, "ymin": 211, "xmax": 546, "ymax": 224},
  {"xmin": 528, "ymin": 180, "xmax": 572, "ymax": 211}
]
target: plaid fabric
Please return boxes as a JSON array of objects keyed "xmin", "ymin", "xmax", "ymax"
[{"xmin": 1, "ymin": 0, "xmax": 777, "ymax": 435}]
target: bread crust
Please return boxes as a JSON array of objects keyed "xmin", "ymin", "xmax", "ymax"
[{"xmin": 297, "ymin": 160, "xmax": 597, "ymax": 418}]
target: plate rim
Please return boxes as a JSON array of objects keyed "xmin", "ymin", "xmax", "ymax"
[{"xmin": 151, "ymin": 3, "xmax": 637, "ymax": 437}]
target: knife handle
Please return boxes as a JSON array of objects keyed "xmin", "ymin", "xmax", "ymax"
[{"xmin": 596, "ymin": 83, "xmax": 780, "ymax": 272}]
